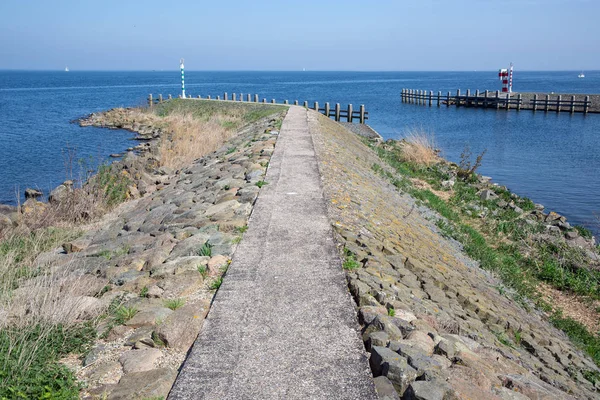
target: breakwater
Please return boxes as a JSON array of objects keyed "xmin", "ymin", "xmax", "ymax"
[
  {"xmin": 402, "ymin": 89, "xmax": 600, "ymax": 113},
  {"xmin": 148, "ymin": 93, "xmax": 370, "ymax": 123}
]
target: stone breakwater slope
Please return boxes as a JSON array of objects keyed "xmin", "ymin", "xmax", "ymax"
[
  {"xmin": 34, "ymin": 113, "xmax": 283, "ymax": 399},
  {"xmin": 168, "ymin": 106, "xmax": 377, "ymax": 399},
  {"xmin": 309, "ymin": 112, "xmax": 600, "ymax": 399}
]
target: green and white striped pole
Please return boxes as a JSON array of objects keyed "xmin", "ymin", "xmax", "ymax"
[{"xmin": 180, "ymin": 58, "xmax": 185, "ymax": 98}]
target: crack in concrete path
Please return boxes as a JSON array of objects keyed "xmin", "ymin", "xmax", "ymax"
[{"xmin": 168, "ymin": 106, "xmax": 377, "ymax": 399}]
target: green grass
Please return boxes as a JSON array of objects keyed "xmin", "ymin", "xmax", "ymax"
[
  {"xmin": 342, "ymin": 248, "xmax": 361, "ymax": 270},
  {"xmin": 96, "ymin": 164, "xmax": 132, "ymax": 206},
  {"xmin": 197, "ymin": 265, "xmax": 208, "ymax": 278},
  {"xmin": 369, "ymin": 139, "xmax": 600, "ymax": 368},
  {"xmin": 163, "ymin": 298, "xmax": 185, "ymax": 311},
  {"xmin": 387, "ymin": 308, "xmax": 395, "ymax": 317},
  {"xmin": 0, "ymin": 323, "xmax": 95, "ymax": 399},
  {"xmin": 236, "ymin": 225, "xmax": 248, "ymax": 234},
  {"xmin": 154, "ymin": 98, "xmax": 286, "ymax": 125},
  {"xmin": 198, "ymin": 242, "xmax": 212, "ymax": 257},
  {"xmin": 209, "ymin": 277, "xmax": 223, "ymax": 290},
  {"xmin": 575, "ymin": 225, "xmax": 594, "ymax": 239},
  {"xmin": 139, "ymin": 286, "xmax": 149, "ymax": 298},
  {"xmin": 255, "ymin": 180, "xmax": 268, "ymax": 188},
  {"xmin": 114, "ymin": 306, "xmax": 138, "ymax": 325}
]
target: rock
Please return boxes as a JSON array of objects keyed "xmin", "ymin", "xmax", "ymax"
[
  {"xmin": 118, "ymin": 348, "xmax": 162, "ymax": 374},
  {"xmin": 24, "ymin": 188, "xmax": 43, "ymax": 199},
  {"xmin": 441, "ymin": 180, "xmax": 455, "ymax": 189},
  {"xmin": 499, "ymin": 374, "xmax": 576, "ymax": 400},
  {"xmin": 108, "ymin": 367, "xmax": 177, "ymax": 399},
  {"xmin": 404, "ymin": 380, "xmax": 448, "ymax": 400},
  {"xmin": 365, "ymin": 330, "xmax": 390, "ymax": 351},
  {"xmin": 63, "ymin": 238, "xmax": 92, "ymax": 253},
  {"xmin": 373, "ymin": 376, "xmax": 400, "ymax": 400},
  {"xmin": 370, "ymin": 346, "xmax": 418, "ymax": 395},
  {"xmin": 405, "ymin": 330, "xmax": 435, "ymax": 355},
  {"xmin": 434, "ymin": 338, "xmax": 455, "ymax": 359},
  {"xmin": 565, "ymin": 231, "xmax": 579, "ymax": 240},
  {"xmin": 155, "ymin": 300, "xmax": 209, "ymax": 351},
  {"xmin": 493, "ymin": 387, "xmax": 530, "ymax": 400},
  {"xmin": 48, "ymin": 184, "xmax": 71, "ymax": 203},
  {"xmin": 147, "ymin": 285, "xmax": 164, "ymax": 298},
  {"xmin": 479, "ymin": 190, "xmax": 498, "ymax": 201},
  {"xmin": 124, "ymin": 326, "xmax": 154, "ymax": 347},
  {"xmin": 125, "ymin": 307, "xmax": 173, "ymax": 328},
  {"xmin": 208, "ymin": 254, "xmax": 229, "ymax": 274},
  {"xmin": 83, "ymin": 344, "xmax": 107, "ymax": 367},
  {"xmin": 370, "ymin": 315, "xmax": 404, "ymax": 340}
]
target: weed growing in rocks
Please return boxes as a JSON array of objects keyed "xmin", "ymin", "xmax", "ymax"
[
  {"xmin": 255, "ymin": 180, "xmax": 268, "ymax": 188},
  {"xmin": 164, "ymin": 298, "xmax": 185, "ymax": 311},
  {"xmin": 140, "ymin": 286, "xmax": 149, "ymax": 298},
  {"xmin": 209, "ymin": 277, "xmax": 223, "ymax": 290},
  {"xmin": 198, "ymin": 242, "xmax": 212, "ymax": 257},
  {"xmin": 342, "ymin": 248, "xmax": 361, "ymax": 270},
  {"xmin": 457, "ymin": 146, "xmax": 487, "ymax": 182},
  {"xmin": 114, "ymin": 306, "xmax": 138, "ymax": 325},
  {"xmin": 197, "ymin": 265, "xmax": 208, "ymax": 278},
  {"xmin": 236, "ymin": 225, "xmax": 248, "ymax": 234}
]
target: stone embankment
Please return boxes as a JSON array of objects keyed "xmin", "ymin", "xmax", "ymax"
[
  {"xmin": 310, "ymin": 112, "xmax": 600, "ymax": 399},
  {"xmin": 21, "ymin": 109, "xmax": 283, "ymax": 398}
]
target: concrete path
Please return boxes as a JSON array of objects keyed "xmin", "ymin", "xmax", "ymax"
[{"xmin": 168, "ymin": 106, "xmax": 377, "ymax": 399}]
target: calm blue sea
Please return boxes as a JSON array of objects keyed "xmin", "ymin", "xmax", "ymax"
[{"xmin": 1, "ymin": 71, "xmax": 599, "ymax": 233}]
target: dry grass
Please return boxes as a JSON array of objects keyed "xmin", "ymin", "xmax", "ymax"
[
  {"xmin": 399, "ymin": 128, "xmax": 439, "ymax": 166},
  {"xmin": 157, "ymin": 110, "xmax": 243, "ymax": 170}
]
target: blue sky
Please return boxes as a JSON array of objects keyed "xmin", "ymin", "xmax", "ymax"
[{"xmin": 0, "ymin": 0, "xmax": 598, "ymax": 71}]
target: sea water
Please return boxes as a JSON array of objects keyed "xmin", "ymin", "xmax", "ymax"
[{"xmin": 0, "ymin": 70, "xmax": 599, "ymax": 232}]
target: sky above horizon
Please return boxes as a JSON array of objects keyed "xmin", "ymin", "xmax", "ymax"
[{"xmin": 0, "ymin": 0, "xmax": 598, "ymax": 71}]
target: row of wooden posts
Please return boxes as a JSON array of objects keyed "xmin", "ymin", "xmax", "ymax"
[
  {"xmin": 148, "ymin": 93, "xmax": 369, "ymax": 123},
  {"xmin": 401, "ymin": 89, "xmax": 592, "ymax": 114}
]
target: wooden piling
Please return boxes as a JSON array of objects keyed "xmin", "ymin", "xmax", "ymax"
[
  {"xmin": 335, "ymin": 103, "xmax": 340, "ymax": 121},
  {"xmin": 466, "ymin": 89, "xmax": 470, "ymax": 107},
  {"xmin": 325, "ymin": 102, "xmax": 330, "ymax": 117},
  {"xmin": 303, "ymin": 101, "xmax": 308, "ymax": 108},
  {"xmin": 197, "ymin": 95, "xmax": 201, "ymax": 99},
  {"xmin": 556, "ymin": 95, "xmax": 561, "ymax": 113},
  {"xmin": 284, "ymin": 100, "xmax": 289, "ymax": 105},
  {"xmin": 148, "ymin": 94, "xmax": 153, "ymax": 106},
  {"xmin": 240, "ymin": 94, "xmax": 244, "ymax": 102},
  {"xmin": 446, "ymin": 92, "xmax": 450, "ymax": 107},
  {"xmin": 484, "ymin": 90, "xmax": 489, "ymax": 108},
  {"xmin": 255, "ymin": 94, "xmax": 259, "ymax": 103},
  {"xmin": 505, "ymin": 93, "xmax": 510, "ymax": 110},
  {"xmin": 217, "ymin": 95, "xmax": 221, "ymax": 100},
  {"xmin": 474, "ymin": 90, "xmax": 479, "ymax": 107},
  {"xmin": 359, "ymin": 105, "xmax": 365, "ymax": 123},
  {"xmin": 168, "ymin": 94, "xmax": 172, "ymax": 100},
  {"xmin": 271, "ymin": 99, "xmax": 276, "ymax": 104},
  {"xmin": 314, "ymin": 101, "xmax": 319, "ymax": 111},
  {"xmin": 457, "ymin": 89, "xmax": 461, "ymax": 107},
  {"xmin": 545, "ymin": 94, "xmax": 550, "ymax": 112},
  {"xmin": 158, "ymin": 94, "xmax": 163, "ymax": 103},
  {"xmin": 584, "ymin": 96, "xmax": 590, "ymax": 114},
  {"xmin": 495, "ymin": 91, "xmax": 500, "ymax": 109},
  {"xmin": 570, "ymin": 96, "xmax": 575, "ymax": 113},
  {"xmin": 262, "ymin": 98, "xmax": 266, "ymax": 103},
  {"xmin": 437, "ymin": 91, "xmax": 441, "ymax": 107},
  {"xmin": 207, "ymin": 95, "xmax": 211, "ymax": 100},
  {"xmin": 429, "ymin": 91, "xmax": 433, "ymax": 106},
  {"xmin": 533, "ymin": 94, "xmax": 538, "ymax": 111},
  {"xmin": 347, "ymin": 104, "xmax": 353, "ymax": 122},
  {"xmin": 294, "ymin": 100, "xmax": 299, "ymax": 105},
  {"xmin": 233, "ymin": 93, "xmax": 237, "ymax": 101},
  {"xmin": 517, "ymin": 94, "xmax": 522, "ymax": 111}
]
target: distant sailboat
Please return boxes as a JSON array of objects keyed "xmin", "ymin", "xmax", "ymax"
[
  {"xmin": 65, "ymin": 66, "xmax": 69, "ymax": 72},
  {"xmin": 578, "ymin": 71, "xmax": 585, "ymax": 78},
  {"xmin": 303, "ymin": 67, "xmax": 306, "ymax": 72}
]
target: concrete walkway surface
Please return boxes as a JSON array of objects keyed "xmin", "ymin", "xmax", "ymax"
[{"xmin": 168, "ymin": 106, "xmax": 377, "ymax": 399}]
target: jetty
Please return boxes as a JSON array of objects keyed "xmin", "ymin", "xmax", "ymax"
[
  {"xmin": 149, "ymin": 93, "xmax": 369, "ymax": 123},
  {"xmin": 401, "ymin": 89, "xmax": 600, "ymax": 114},
  {"xmin": 168, "ymin": 106, "xmax": 377, "ymax": 399}
]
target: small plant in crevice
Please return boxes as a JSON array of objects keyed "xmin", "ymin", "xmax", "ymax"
[
  {"xmin": 387, "ymin": 308, "xmax": 396, "ymax": 317},
  {"xmin": 342, "ymin": 248, "xmax": 361, "ymax": 270},
  {"xmin": 209, "ymin": 277, "xmax": 223, "ymax": 290},
  {"xmin": 236, "ymin": 225, "xmax": 248, "ymax": 234},
  {"xmin": 139, "ymin": 286, "xmax": 149, "ymax": 298},
  {"xmin": 114, "ymin": 306, "xmax": 138, "ymax": 325},
  {"xmin": 163, "ymin": 298, "xmax": 185, "ymax": 311},
  {"xmin": 255, "ymin": 180, "xmax": 268, "ymax": 188},
  {"xmin": 198, "ymin": 265, "xmax": 209, "ymax": 278},
  {"xmin": 198, "ymin": 242, "xmax": 212, "ymax": 257}
]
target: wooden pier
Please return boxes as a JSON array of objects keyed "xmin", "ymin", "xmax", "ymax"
[
  {"xmin": 148, "ymin": 93, "xmax": 369, "ymax": 124},
  {"xmin": 401, "ymin": 89, "xmax": 599, "ymax": 114}
]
